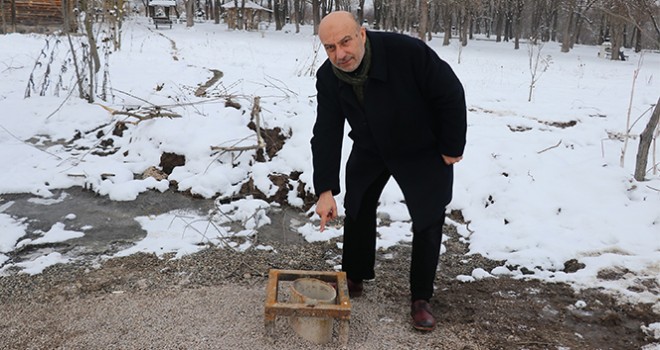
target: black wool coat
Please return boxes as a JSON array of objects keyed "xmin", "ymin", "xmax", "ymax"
[{"xmin": 311, "ymin": 31, "xmax": 467, "ymax": 230}]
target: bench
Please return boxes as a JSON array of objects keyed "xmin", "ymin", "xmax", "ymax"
[
  {"xmin": 598, "ymin": 42, "xmax": 629, "ymax": 61},
  {"xmin": 153, "ymin": 17, "xmax": 172, "ymax": 29}
]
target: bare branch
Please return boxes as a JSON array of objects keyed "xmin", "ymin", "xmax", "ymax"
[
  {"xmin": 0, "ymin": 125, "xmax": 63, "ymax": 160},
  {"xmin": 537, "ymin": 139, "xmax": 563, "ymax": 154}
]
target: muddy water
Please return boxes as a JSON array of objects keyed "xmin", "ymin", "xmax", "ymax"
[{"xmin": 0, "ymin": 188, "xmax": 308, "ymax": 262}]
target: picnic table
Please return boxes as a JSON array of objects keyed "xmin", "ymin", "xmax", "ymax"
[{"xmin": 153, "ymin": 16, "xmax": 172, "ymax": 29}]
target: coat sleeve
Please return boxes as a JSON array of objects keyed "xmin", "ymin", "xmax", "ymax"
[
  {"xmin": 310, "ymin": 67, "xmax": 345, "ymax": 197},
  {"xmin": 418, "ymin": 44, "xmax": 467, "ymax": 158}
]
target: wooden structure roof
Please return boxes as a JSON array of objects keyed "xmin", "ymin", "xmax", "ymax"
[
  {"xmin": 221, "ymin": 1, "xmax": 272, "ymax": 11},
  {"xmin": 221, "ymin": 0, "xmax": 272, "ymax": 31}
]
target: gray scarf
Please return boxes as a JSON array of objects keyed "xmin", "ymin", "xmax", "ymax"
[{"xmin": 332, "ymin": 36, "xmax": 371, "ymax": 106}]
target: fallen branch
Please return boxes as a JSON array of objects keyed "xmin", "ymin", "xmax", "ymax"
[
  {"xmin": 537, "ymin": 139, "xmax": 562, "ymax": 154},
  {"xmin": 210, "ymin": 144, "xmax": 265, "ymax": 152},
  {"xmin": 112, "ymin": 110, "xmax": 182, "ymax": 122},
  {"xmin": 0, "ymin": 62, "xmax": 24, "ymax": 73},
  {"xmin": 95, "ymin": 103, "xmax": 182, "ymax": 123}
]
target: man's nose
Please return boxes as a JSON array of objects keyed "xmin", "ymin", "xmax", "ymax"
[{"xmin": 335, "ymin": 46, "xmax": 347, "ymax": 60}]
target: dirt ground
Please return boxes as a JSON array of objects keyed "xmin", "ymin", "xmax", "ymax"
[{"xmin": 1, "ymin": 214, "xmax": 658, "ymax": 350}]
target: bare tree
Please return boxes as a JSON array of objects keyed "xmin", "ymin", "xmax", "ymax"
[
  {"xmin": 301, "ymin": 0, "xmax": 658, "ymax": 53},
  {"xmin": 80, "ymin": 0, "xmax": 101, "ymax": 103},
  {"xmin": 527, "ymin": 40, "xmax": 551, "ymax": 101}
]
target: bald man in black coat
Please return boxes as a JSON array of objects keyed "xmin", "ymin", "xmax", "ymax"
[{"xmin": 311, "ymin": 11, "xmax": 467, "ymax": 331}]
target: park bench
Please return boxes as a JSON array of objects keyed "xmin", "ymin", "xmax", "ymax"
[
  {"xmin": 598, "ymin": 42, "xmax": 628, "ymax": 61},
  {"xmin": 153, "ymin": 16, "xmax": 172, "ymax": 29}
]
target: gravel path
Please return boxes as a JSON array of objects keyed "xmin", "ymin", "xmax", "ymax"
[{"xmin": 1, "ymin": 235, "xmax": 657, "ymax": 350}]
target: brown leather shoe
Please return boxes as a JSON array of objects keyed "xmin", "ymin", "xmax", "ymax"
[
  {"xmin": 411, "ymin": 300, "xmax": 436, "ymax": 331},
  {"xmin": 347, "ymin": 278, "xmax": 363, "ymax": 298},
  {"xmin": 329, "ymin": 278, "xmax": 364, "ymax": 298}
]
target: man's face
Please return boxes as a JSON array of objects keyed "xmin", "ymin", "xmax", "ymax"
[{"xmin": 319, "ymin": 25, "xmax": 367, "ymax": 73}]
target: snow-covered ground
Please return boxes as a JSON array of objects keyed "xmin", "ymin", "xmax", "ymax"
[{"xmin": 0, "ymin": 16, "xmax": 658, "ymax": 323}]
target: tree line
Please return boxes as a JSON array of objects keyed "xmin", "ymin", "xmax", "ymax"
[{"xmin": 190, "ymin": 0, "xmax": 658, "ymax": 59}]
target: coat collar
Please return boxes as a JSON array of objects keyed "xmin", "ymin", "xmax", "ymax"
[{"xmin": 366, "ymin": 31, "xmax": 387, "ymax": 82}]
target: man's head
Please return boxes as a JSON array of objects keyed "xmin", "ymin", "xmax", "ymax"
[{"xmin": 318, "ymin": 11, "xmax": 367, "ymax": 73}]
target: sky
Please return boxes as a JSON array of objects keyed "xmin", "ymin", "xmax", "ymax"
[{"xmin": 0, "ymin": 17, "xmax": 659, "ymax": 342}]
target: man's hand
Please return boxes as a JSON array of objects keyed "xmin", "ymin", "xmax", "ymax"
[
  {"xmin": 315, "ymin": 191, "xmax": 338, "ymax": 232},
  {"xmin": 442, "ymin": 154, "xmax": 463, "ymax": 165}
]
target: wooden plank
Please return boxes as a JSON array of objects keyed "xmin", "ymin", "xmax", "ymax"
[{"xmin": 266, "ymin": 302, "xmax": 351, "ymax": 319}]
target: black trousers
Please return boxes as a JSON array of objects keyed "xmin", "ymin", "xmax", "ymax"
[{"xmin": 342, "ymin": 169, "xmax": 445, "ymax": 302}]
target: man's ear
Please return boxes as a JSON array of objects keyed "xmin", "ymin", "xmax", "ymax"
[{"xmin": 359, "ymin": 27, "xmax": 367, "ymax": 43}]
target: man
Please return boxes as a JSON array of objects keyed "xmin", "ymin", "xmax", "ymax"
[{"xmin": 311, "ymin": 11, "xmax": 467, "ymax": 331}]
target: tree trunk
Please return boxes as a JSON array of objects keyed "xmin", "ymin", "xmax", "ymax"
[
  {"xmin": 550, "ymin": 1, "xmax": 559, "ymax": 41},
  {"xmin": 81, "ymin": 0, "xmax": 100, "ymax": 103},
  {"xmin": 634, "ymin": 97, "xmax": 660, "ymax": 181},
  {"xmin": 214, "ymin": 0, "xmax": 220, "ymax": 24},
  {"xmin": 11, "ymin": 0, "xmax": 17, "ymax": 32},
  {"xmin": 293, "ymin": 0, "xmax": 300, "ymax": 33},
  {"xmin": 274, "ymin": 0, "xmax": 282, "ymax": 30},
  {"xmin": 283, "ymin": 0, "xmax": 288, "ymax": 26},
  {"xmin": 634, "ymin": 26, "xmax": 642, "ymax": 53},
  {"xmin": 419, "ymin": 0, "xmax": 428, "ymax": 41},
  {"xmin": 610, "ymin": 21, "xmax": 624, "ymax": 61},
  {"xmin": 573, "ymin": 11, "xmax": 583, "ymax": 46},
  {"xmin": 468, "ymin": 11, "xmax": 474, "ymax": 40},
  {"xmin": 61, "ymin": 0, "xmax": 69, "ymax": 33},
  {"xmin": 495, "ymin": 0, "xmax": 504, "ymax": 42},
  {"xmin": 561, "ymin": 0, "xmax": 575, "ymax": 52},
  {"xmin": 357, "ymin": 0, "xmax": 365, "ymax": 25},
  {"xmin": 513, "ymin": 0, "xmax": 523, "ymax": 49},
  {"xmin": 186, "ymin": 0, "xmax": 194, "ymax": 27},
  {"xmin": 372, "ymin": 0, "xmax": 381, "ymax": 29},
  {"xmin": 530, "ymin": 0, "xmax": 541, "ymax": 42},
  {"xmin": 442, "ymin": 3, "xmax": 451, "ymax": 46},
  {"xmin": 312, "ymin": 0, "xmax": 320, "ymax": 35},
  {"xmin": 460, "ymin": 6, "xmax": 468, "ymax": 47},
  {"xmin": 504, "ymin": 0, "xmax": 513, "ymax": 41},
  {"xmin": 113, "ymin": 0, "xmax": 124, "ymax": 50}
]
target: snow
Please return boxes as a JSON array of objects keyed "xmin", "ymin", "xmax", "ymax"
[
  {"xmin": 642, "ymin": 322, "xmax": 660, "ymax": 339},
  {"xmin": 0, "ymin": 18, "xmax": 659, "ymax": 313},
  {"xmin": 18, "ymin": 222, "xmax": 85, "ymax": 246}
]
